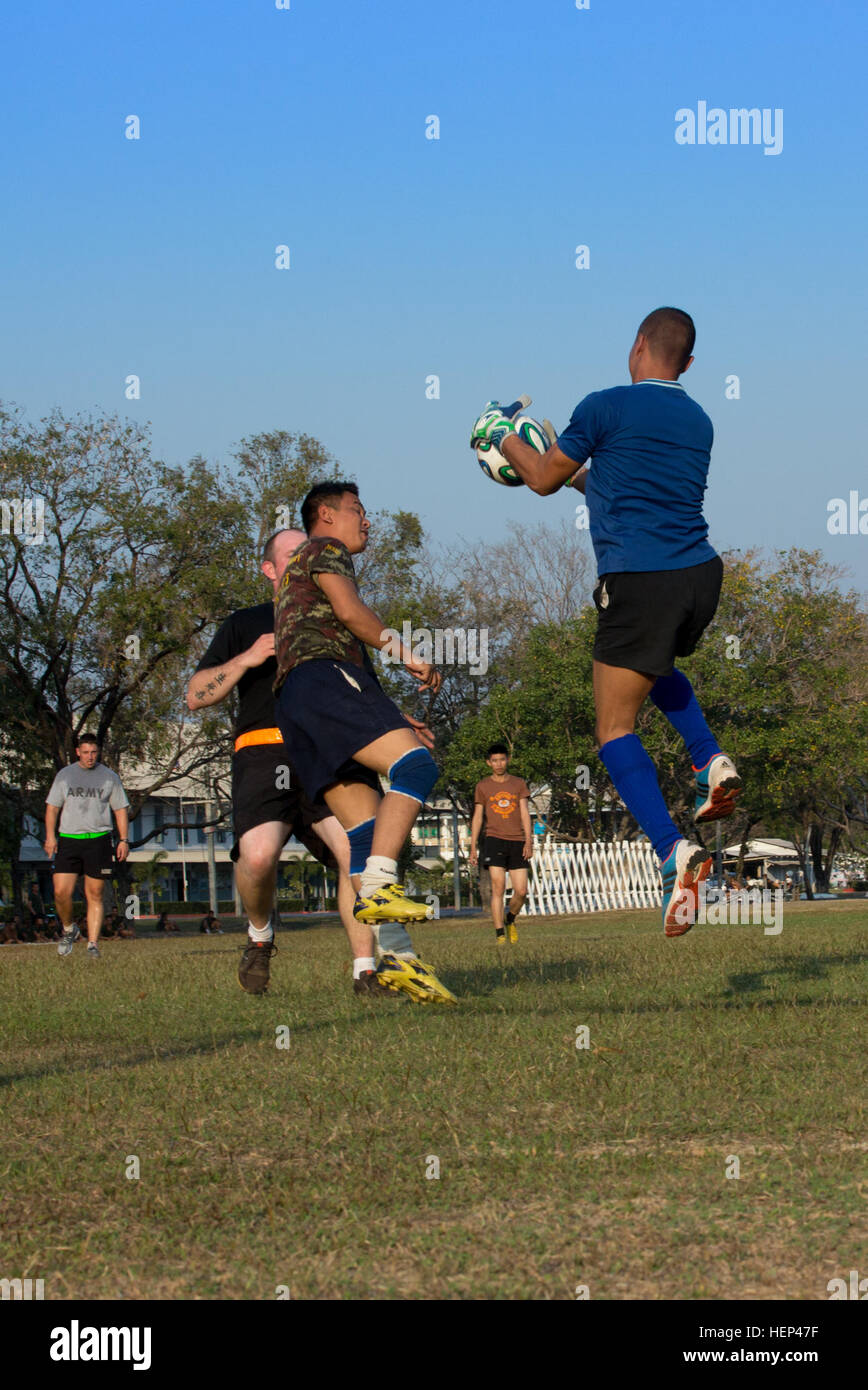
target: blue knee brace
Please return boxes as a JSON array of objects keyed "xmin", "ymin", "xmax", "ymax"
[
  {"xmin": 388, "ymin": 747, "xmax": 438, "ymax": 805},
  {"xmin": 346, "ymin": 817, "xmax": 375, "ymax": 876}
]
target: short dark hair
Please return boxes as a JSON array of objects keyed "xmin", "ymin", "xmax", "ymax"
[
  {"xmin": 301, "ymin": 481, "xmax": 359, "ymax": 535},
  {"xmin": 486, "ymin": 742, "xmax": 509, "ymax": 759},
  {"xmin": 76, "ymin": 733, "xmax": 99, "ymax": 748},
  {"xmin": 637, "ymin": 307, "xmax": 696, "ymax": 374}
]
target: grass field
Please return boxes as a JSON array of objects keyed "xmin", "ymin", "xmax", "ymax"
[{"xmin": 1, "ymin": 901, "xmax": 866, "ymax": 1301}]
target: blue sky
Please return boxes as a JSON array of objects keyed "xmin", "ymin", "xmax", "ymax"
[{"xmin": 2, "ymin": 0, "xmax": 866, "ymax": 590}]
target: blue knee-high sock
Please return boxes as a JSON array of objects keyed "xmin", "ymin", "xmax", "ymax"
[
  {"xmin": 346, "ymin": 818, "xmax": 375, "ymax": 876},
  {"xmin": 598, "ymin": 734, "xmax": 681, "ymax": 862},
  {"xmin": 649, "ymin": 668, "xmax": 720, "ymax": 772}
]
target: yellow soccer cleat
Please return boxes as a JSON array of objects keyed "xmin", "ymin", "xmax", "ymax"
[
  {"xmin": 375, "ymin": 953, "xmax": 457, "ymax": 1005},
  {"xmin": 507, "ymin": 919, "xmax": 518, "ymax": 945},
  {"xmin": 353, "ymin": 884, "xmax": 433, "ymax": 924}
]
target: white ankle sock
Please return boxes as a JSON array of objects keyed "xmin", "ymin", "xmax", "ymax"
[
  {"xmin": 248, "ymin": 921, "xmax": 274, "ymax": 943},
  {"xmin": 353, "ymin": 956, "xmax": 376, "ymax": 979},
  {"xmin": 359, "ymin": 856, "xmax": 398, "ymax": 898}
]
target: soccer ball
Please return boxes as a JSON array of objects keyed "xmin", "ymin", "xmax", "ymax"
[{"xmin": 476, "ymin": 414, "xmax": 553, "ymax": 487}]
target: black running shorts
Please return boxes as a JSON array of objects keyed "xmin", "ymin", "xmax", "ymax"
[
  {"xmin": 230, "ymin": 746, "xmax": 335, "ymax": 867},
  {"xmin": 592, "ymin": 556, "xmax": 723, "ymax": 677},
  {"xmin": 53, "ymin": 833, "xmax": 114, "ymax": 878},
  {"xmin": 483, "ymin": 836, "xmax": 530, "ymax": 872}
]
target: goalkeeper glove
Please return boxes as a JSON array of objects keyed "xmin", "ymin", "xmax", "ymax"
[{"xmin": 470, "ymin": 402, "xmax": 517, "ymax": 452}]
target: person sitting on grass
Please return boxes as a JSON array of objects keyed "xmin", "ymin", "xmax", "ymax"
[
  {"xmin": 155, "ymin": 912, "xmax": 179, "ymax": 933},
  {"xmin": 0, "ymin": 916, "xmax": 21, "ymax": 945},
  {"xmin": 199, "ymin": 910, "xmax": 222, "ymax": 934},
  {"xmin": 101, "ymin": 912, "xmax": 119, "ymax": 939},
  {"xmin": 31, "ymin": 915, "xmax": 51, "ymax": 942}
]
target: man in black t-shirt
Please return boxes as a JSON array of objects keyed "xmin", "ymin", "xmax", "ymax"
[{"xmin": 186, "ymin": 527, "xmax": 386, "ymax": 998}]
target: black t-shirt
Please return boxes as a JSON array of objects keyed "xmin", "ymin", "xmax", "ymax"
[
  {"xmin": 195, "ymin": 600, "xmax": 384, "ymax": 739},
  {"xmin": 194, "ymin": 603, "xmax": 277, "ymax": 737}
]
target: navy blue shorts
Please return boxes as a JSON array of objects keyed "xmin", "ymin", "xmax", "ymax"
[{"xmin": 276, "ymin": 659, "xmax": 407, "ymax": 802}]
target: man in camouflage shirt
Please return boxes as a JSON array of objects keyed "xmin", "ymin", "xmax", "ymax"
[
  {"xmin": 274, "ymin": 536, "xmax": 367, "ymax": 677},
  {"xmin": 272, "ymin": 481, "xmax": 456, "ymax": 1004}
]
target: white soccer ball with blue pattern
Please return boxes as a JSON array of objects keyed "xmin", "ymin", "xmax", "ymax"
[{"xmin": 476, "ymin": 412, "xmax": 556, "ymax": 487}]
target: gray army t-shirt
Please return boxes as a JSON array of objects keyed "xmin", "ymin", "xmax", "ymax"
[{"xmin": 46, "ymin": 764, "xmax": 130, "ymax": 836}]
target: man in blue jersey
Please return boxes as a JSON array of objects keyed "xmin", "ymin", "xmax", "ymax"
[{"xmin": 471, "ymin": 308, "xmax": 741, "ymax": 936}]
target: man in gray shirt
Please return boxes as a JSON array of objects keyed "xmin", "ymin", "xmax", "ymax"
[{"xmin": 44, "ymin": 733, "xmax": 130, "ymax": 959}]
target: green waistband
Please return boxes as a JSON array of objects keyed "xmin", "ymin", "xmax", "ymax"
[{"xmin": 59, "ymin": 831, "xmax": 111, "ymax": 840}]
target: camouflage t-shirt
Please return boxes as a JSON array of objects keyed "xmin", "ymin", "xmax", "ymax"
[{"xmin": 273, "ymin": 537, "xmax": 367, "ymax": 689}]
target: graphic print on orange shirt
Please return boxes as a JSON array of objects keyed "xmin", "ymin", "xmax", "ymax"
[{"xmin": 474, "ymin": 774, "xmax": 530, "ymax": 842}]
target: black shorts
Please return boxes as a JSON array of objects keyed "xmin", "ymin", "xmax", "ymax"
[
  {"xmin": 592, "ymin": 556, "xmax": 723, "ymax": 678},
  {"xmin": 276, "ymin": 659, "xmax": 404, "ymax": 802},
  {"xmin": 53, "ymin": 834, "xmax": 114, "ymax": 879},
  {"xmin": 230, "ymin": 746, "xmax": 335, "ymax": 868},
  {"xmin": 483, "ymin": 836, "xmax": 530, "ymax": 872}
]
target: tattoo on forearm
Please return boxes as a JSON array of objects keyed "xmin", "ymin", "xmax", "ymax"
[{"xmin": 194, "ymin": 671, "xmax": 229, "ymax": 703}]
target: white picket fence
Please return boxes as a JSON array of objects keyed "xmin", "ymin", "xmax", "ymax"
[{"xmin": 525, "ymin": 837, "xmax": 662, "ymax": 915}]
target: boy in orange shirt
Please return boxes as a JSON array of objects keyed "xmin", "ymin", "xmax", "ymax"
[{"xmin": 469, "ymin": 743, "xmax": 533, "ymax": 944}]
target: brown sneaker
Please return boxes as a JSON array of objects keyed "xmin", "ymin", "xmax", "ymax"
[{"xmin": 238, "ymin": 937, "xmax": 277, "ymax": 994}]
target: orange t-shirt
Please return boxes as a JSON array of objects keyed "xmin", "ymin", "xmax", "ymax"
[{"xmin": 474, "ymin": 775, "xmax": 530, "ymax": 842}]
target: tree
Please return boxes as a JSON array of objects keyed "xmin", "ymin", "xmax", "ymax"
[
  {"xmin": 441, "ymin": 610, "xmax": 615, "ymax": 837},
  {"xmin": 130, "ymin": 849, "xmax": 169, "ymax": 916},
  {"xmin": 0, "ymin": 406, "xmax": 252, "ymax": 778},
  {"xmin": 441, "ymin": 547, "xmax": 868, "ymax": 881},
  {"xmin": 232, "ymin": 429, "xmax": 346, "ymax": 553},
  {"xmin": 678, "ymin": 550, "xmax": 868, "ymax": 892},
  {"xmin": 0, "ymin": 411, "xmax": 342, "ymax": 901}
]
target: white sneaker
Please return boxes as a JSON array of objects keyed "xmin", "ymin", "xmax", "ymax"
[
  {"xmin": 694, "ymin": 754, "xmax": 742, "ymax": 822},
  {"xmin": 661, "ymin": 840, "xmax": 712, "ymax": 937}
]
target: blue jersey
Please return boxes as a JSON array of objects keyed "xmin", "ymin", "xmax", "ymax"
[{"xmin": 557, "ymin": 380, "xmax": 717, "ymax": 576}]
